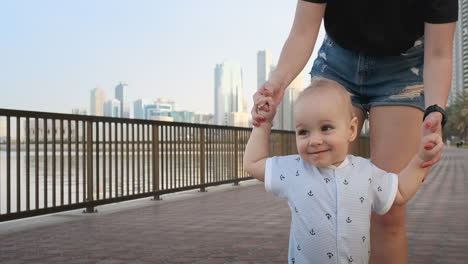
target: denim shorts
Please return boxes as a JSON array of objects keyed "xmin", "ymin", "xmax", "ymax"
[{"xmin": 310, "ymin": 35, "xmax": 425, "ymax": 114}]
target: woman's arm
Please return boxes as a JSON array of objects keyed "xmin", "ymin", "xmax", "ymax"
[
  {"xmin": 269, "ymin": 1, "xmax": 326, "ymax": 97},
  {"xmin": 420, "ymin": 22, "xmax": 456, "ymax": 167},
  {"xmin": 252, "ymin": 1, "xmax": 325, "ymax": 124},
  {"xmin": 423, "ymin": 22, "xmax": 456, "ymax": 109}
]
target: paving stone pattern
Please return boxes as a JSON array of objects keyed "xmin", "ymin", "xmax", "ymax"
[{"xmin": 0, "ymin": 148, "xmax": 466, "ymax": 264}]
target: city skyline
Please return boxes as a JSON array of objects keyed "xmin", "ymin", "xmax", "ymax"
[
  {"xmin": 2, "ymin": 1, "xmax": 464, "ymax": 118},
  {"xmin": 1, "ymin": 1, "xmax": 325, "ymax": 116}
]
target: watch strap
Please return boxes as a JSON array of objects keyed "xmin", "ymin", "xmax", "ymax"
[{"xmin": 423, "ymin": 104, "xmax": 447, "ymax": 127}]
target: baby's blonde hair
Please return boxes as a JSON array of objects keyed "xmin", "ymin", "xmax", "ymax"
[{"xmin": 296, "ymin": 77, "xmax": 355, "ymax": 120}]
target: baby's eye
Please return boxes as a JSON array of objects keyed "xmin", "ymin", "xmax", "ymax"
[
  {"xmin": 321, "ymin": 125, "xmax": 334, "ymax": 131},
  {"xmin": 297, "ymin": 129, "xmax": 308, "ymax": 136}
]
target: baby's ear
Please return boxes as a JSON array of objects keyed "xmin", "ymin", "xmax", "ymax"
[{"xmin": 348, "ymin": 117, "xmax": 359, "ymax": 142}]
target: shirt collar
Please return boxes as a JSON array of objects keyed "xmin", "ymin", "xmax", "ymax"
[
  {"xmin": 316, "ymin": 156, "xmax": 350, "ymax": 175},
  {"xmin": 327, "ymin": 156, "xmax": 349, "ymax": 169}
]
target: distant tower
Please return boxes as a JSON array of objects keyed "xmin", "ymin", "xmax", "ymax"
[
  {"xmin": 257, "ymin": 50, "xmax": 273, "ymax": 89},
  {"xmin": 449, "ymin": 0, "xmax": 468, "ymax": 105},
  {"xmin": 276, "ymin": 72, "xmax": 305, "ymax": 130},
  {"xmin": 115, "ymin": 82, "xmax": 130, "ymax": 118},
  {"xmin": 134, "ymin": 99, "xmax": 152, "ymax": 120},
  {"xmin": 90, "ymin": 88, "xmax": 107, "ymax": 116},
  {"xmin": 104, "ymin": 99, "xmax": 121, "ymax": 118},
  {"xmin": 214, "ymin": 60, "xmax": 245, "ymax": 126}
]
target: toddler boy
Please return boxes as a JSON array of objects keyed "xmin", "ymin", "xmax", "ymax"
[{"xmin": 243, "ymin": 79, "xmax": 442, "ymax": 263}]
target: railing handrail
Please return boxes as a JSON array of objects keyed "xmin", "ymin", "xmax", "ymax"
[{"xmin": 0, "ymin": 108, "xmax": 293, "ymax": 132}]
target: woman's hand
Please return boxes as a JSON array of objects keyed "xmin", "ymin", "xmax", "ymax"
[
  {"xmin": 420, "ymin": 112, "xmax": 444, "ymax": 168},
  {"xmin": 252, "ymin": 81, "xmax": 285, "ymax": 127}
]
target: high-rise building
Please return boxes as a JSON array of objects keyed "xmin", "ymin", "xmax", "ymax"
[
  {"xmin": 214, "ymin": 60, "xmax": 246, "ymax": 126},
  {"xmin": 274, "ymin": 71, "xmax": 305, "ymax": 130},
  {"xmin": 134, "ymin": 99, "xmax": 152, "ymax": 120},
  {"xmin": 172, "ymin": 110, "xmax": 194, "ymax": 123},
  {"xmin": 90, "ymin": 88, "xmax": 107, "ymax": 116},
  {"xmin": 145, "ymin": 98, "xmax": 174, "ymax": 121},
  {"xmin": 227, "ymin": 112, "xmax": 249, "ymax": 127},
  {"xmin": 104, "ymin": 99, "xmax": 121, "ymax": 118},
  {"xmin": 193, "ymin": 113, "xmax": 214, "ymax": 125},
  {"xmin": 115, "ymin": 82, "xmax": 130, "ymax": 118},
  {"xmin": 449, "ymin": 0, "xmax": 468, "ymax": 105},
  {"xmin": 72, "ymin": 108, "xmax": 87, "ymax": 115},
  {"xmin": 257, "ymin": 50, "xmax": 273, "ymax": 89}
]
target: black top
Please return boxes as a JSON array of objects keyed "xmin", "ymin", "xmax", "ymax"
[{"xmin": 303, "ymin": 0, "xmax": 458, "ymax": 55}]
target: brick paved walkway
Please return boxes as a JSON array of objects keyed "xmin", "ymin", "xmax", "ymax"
[{"xmin": 0, "ymin": 148, "xmax": 466, "ymax": 264}]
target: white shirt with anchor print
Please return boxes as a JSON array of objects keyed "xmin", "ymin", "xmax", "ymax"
[{"xmin": 265, "ymin": 154, "xmax": 398, "ymax": 264}]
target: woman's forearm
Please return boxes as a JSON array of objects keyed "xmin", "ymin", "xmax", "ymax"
[
  {"xmin": 423, "ymin": 22, "xmax": 456, "ymax": 109},
  {"xmin": 269, "ymin": 1, "xmax": 325, "ymax": 90},
  {"xmin": 423, "ymin": 55, "xmax": 453, "ymax": 108}
]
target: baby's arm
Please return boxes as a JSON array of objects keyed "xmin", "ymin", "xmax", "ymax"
[
  {"xmin": 243, "ymin": 96, "xmax": 277, "ymax": 182},
  {"xmin": 393, "ymin": 133, "xmax": 443, "ymax": 205}
]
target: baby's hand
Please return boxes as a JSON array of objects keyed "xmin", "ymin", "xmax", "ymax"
[
  {"xmin": 418, "ymin": 133, "xmax": 443, "ymax": 168},
  {"xmin": 251, "ymin": 95, "xmax": 277, "ymax": 127}
]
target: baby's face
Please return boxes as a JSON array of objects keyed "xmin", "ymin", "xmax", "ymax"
[{"xmin": 294, "ymin": 91, "xmax": 357, "ymax": 168}]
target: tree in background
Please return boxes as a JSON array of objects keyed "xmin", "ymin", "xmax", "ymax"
[{"xmin": 444, "ymin": 89, "xmax": 468, "ymax": 144}]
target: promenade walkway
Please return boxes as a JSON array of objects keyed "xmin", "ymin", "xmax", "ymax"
[{"xmin": 0, "ymin": 148, "xmax": 466, "ymax": 264}]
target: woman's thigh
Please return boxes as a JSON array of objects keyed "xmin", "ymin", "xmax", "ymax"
[
  {"xmin": 369, "ymin": 105, "xmax": 423, "ymax": 225},
  {"xmin": 369, "ymin": 105, "xmax": 422, "ymax": 172}
]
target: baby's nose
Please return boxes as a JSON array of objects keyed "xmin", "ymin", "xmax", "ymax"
[{"xmin": 308, "ymin": 135, "xmax": 323, "ymax": 145}]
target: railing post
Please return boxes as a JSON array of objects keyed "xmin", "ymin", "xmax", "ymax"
[
  {"xmin": 233, "ymin": 130, "xmax": 239, "ymax": 186},
  {"xmin": 199, "ymin": 127, "xmax": 206, "ymax": 192},
  {"xmin": 84, "ymin": 120, "xmax": 96, "ymax": 213},
  {"xmin": 152, "ymin": 124, "xmax": 161, "ymax": 200}
]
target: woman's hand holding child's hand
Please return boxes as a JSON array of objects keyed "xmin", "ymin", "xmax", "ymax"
[
  {"xmin": 418, "ymin": 133, "xmax": 443, "ymax": 169},
  {"xmin": 251, "ymin": 93, "xmax": 277, "ymax": 127}
]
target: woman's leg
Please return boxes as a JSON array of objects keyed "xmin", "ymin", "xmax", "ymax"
[{"xmin": 368, "ymin": 105, "xmax": 423, "ymax": 264}]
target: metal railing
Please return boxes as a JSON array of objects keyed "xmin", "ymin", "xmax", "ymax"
[
  {"xmin": 0, "ymin": 108, "xmax": 369, "ymax": 222},
  {"xmin": 0, "ymin": 108, "xmax": 296, "ymax": 221}
]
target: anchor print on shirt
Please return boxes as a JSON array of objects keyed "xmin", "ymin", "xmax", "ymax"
[
  {"xmin": 326, "ymin": 213, "xmax": 332, "ymax": 220},
  {"xmin": 378, "ymin": 186, "xmax": 382, "ymax": 192},
  {"xmin": 295, "ymin": 157, "xmax": 300, "ymax": 162},
  {"xmin": 309, "ymin": 229, "xmax": 316, "ymax": 235},
  {"xmin": 327, "ymin": 252, "xmax": 334, "ymax": 259},
  {"xmin": 362, "ymin": 236, "xmax": 366, "ymax": 243},
  {"xmin": 280, "ymin": 174, "xmax": 285, "ymax": 181},
  {"xmin": 291, "ymin": 258, "xmax": 295, "ymax": 264},
  {"xmin": 295, "ymin": 206, "xmax": 299, "ymax": 213},
  {"xmin": 297, "ymin": 244, "xmax": 301, "ymax": 251},
  {"xmin": 360, "ymin": 197, "xmax": 365, "ymax": 204},
  {"xmin": 343, "ymin": 179, "xmax": 349, "ymax": 185},
  {"xmin": 308, "ymin": 190, "xmax": 314, "ymax": 197},
  {"xmin": 346, "ymin": 217, "xmax": 352, "ymax": 223},
  {"xmin": 368, "ymin": 178, "xmax": 372, "ymax": 184},
  {"xmin": 348, "ymin": 256, "xmax": 354, "ymax": 262},
  {"xmin": 324, "ymin": 178, "xmax": 330, "ymax": 183},
  {"xmin": 296, "ymin": 170, "xmax": 300, "ymax": 176}
]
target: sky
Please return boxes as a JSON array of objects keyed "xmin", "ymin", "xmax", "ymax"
[{"xmin": 0, "ymin": 0, "xmax": 325, "ymax": 115}]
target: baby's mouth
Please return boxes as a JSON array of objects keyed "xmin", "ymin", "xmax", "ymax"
[{"xmin": 309, "ymin": 149, "xmax": 330, "ymax": 155}]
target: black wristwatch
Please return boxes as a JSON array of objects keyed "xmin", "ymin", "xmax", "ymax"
[{"xmin": 423, "ymin": 104, "xmax": 447, "ymax": 127}]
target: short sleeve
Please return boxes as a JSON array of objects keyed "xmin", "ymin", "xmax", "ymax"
[
  {"xmin": 265, "ymin": 156, "xmax": 294, "ymax": 200},
  {"xmin": 302, "ymin": 0, "xmax": 327, "ymax": 4},
  {"xmin": 370, "ymin": 164, "xmax": 398, "ymax": 215},
  {"xmin": 425, "ymin": 0, "xmax": 458, "ymax": 24}
]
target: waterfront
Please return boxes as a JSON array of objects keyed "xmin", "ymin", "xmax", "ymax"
[{"xmin": 0, "ymin": 149, "xmax": 241, "ymax": 214}]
